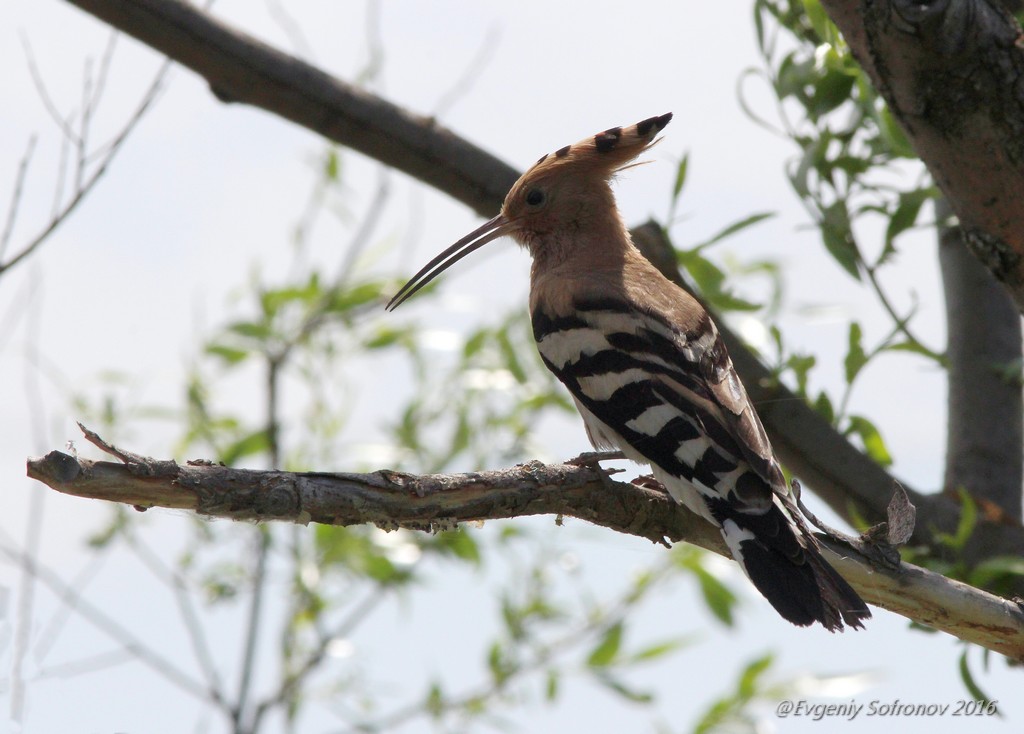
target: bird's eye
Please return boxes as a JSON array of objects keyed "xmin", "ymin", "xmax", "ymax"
[{"xmin": 525, "ymin": 188, "xmax": 546, "ymax": 207}]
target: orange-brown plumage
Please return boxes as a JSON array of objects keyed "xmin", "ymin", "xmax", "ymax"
[{"xmin": 388, "ymin": 114, "xmax": 870, "ymax": 631}]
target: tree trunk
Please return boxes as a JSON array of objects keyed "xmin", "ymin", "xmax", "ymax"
[
  {"xmin": 939, "ymin": 197, "xmax": 1024, "ymax": 521},
  {"xmin": 822, "ymin": 0, "xmax": 1024, "ymax": 312}
]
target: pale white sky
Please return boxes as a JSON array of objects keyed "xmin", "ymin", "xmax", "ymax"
[{"xmin": 0, "ymin": 2, "xmax": 1013, "ymax": 733}]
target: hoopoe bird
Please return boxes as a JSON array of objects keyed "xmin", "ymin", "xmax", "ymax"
[{"xmin": 388, "ymin": 113, "xmax": 871, "ymax": 631}]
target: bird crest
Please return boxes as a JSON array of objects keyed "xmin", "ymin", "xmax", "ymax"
[
  {"xmin": 386, "ymin": 113, "xmax": 673, "ymax": 310},
  {"xmin": 524, "ymin": 112, "xmax": 673, "ymax": 181}
]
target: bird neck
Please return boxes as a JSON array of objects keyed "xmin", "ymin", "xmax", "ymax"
[{"xmin": 528, "ymin": 223, "xmax": 651, "ymax": 317}]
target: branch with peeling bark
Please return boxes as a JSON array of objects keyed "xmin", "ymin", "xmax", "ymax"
[{"xmin": 25, "ymin": 427, "xmax": 1024, "ymax": 660}]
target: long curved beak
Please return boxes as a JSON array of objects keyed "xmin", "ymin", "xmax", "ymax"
[{"xmin": 386, "ymin": 214, "xmax": 516, "ymax": 311}]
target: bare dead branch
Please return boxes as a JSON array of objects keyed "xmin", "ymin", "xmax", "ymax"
[{"xmin": 26, "ymin": 430, "xmax": 1024, "ymax": 661}]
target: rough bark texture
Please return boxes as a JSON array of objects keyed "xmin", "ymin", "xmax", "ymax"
[
  {"xmin": 26, "ymin": 438, "xmax": 1024, "ymax": 660},
  {"xmin": 821, "ymin": 0, "xmax": 1024, "ymax": 311},
  {"xmin": 57, "ymin": 0, "xmax": 1024, "ymax": 561},
  {"xmin": 939, "ymin": 198, "xmax": 1024, "ymax": 520}
]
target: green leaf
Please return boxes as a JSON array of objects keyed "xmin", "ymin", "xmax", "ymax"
[
  {"xmin": 738, "ymin": 653, "xmax": 774, "ymax": 698},
  {"xmin": 545, "ymin": 669, "xmax": 560, "ymax": 702},
  {"xmin": 363, "ymin": 326, "xmax": 408, "ymax": 350},
  {"xmin": 592, "ymin": 672, "xmax": 653, "ymax": 703},
  {"xmin": 227, "ymin": 321, "xmax": 273, "ymax": 341},
  {"xmin": 625, "ymin": 638, "xmax": 692, "ymax": 664},
  {"xmin": 821, "ymin": 200, "xmax": 861, "ymax": 279},
  {"xmin": 219, "ymin": 429, "xmax": 271, "ymax": 466},
  {"xmin": 958, "ymin": 649, "xmax": 1000, "ymax": 714},
  {"xmin": 587, "ymin": 622, "xmax": 623, "ymax": 667},
  {"xmin": 432, "ymin": 528, "xmax": 481, "ymax": 566},
  {"xmin": 810, "ymin": 66, "xmax": 855, "ymax": 119},
  {"xmin": 693, "ymin": 566, "xmax": 738, "ymax": 626},
  {"xmin": 261, "ymin": 276, "xmax": 322, "ymax": 314},
  {"xmin": 425, "ymin": 681, "xmax": 444, "ymax": 717},
  {"xmin": 672, "ymin": 152, "xmax": 689, "ymax": 204},
  {"xmin": 487, "ymin": 641, "xmax": 513, "ymax": 685},
  {"xmin": 886, "ymin": 188, "xmax": 931, "ymax": 246},
  {"xmin": 845, "ymin": 415, "xmax": 893, "ymax": 467},
  {"xmin": 813, "ymin": 391, "xmax": 835, "ymax": 424},
  {"xmin": 971, "ymin": 555, "xmax": 1024, "ymax": 590},
  {"xmin": 878, "ymin": 105, "xmax": 916, "ymax": 158},
  {"xmin": 462, "ymin": 328, "xmax": 489, "ymax": 358},
  {"xmin": 677, "ymin": 251, "xmax": 760, "ymax": 312},
  {"xmin": 844, "ymin": 321, "xmax": 868, "ymax": 384},
  {"xmin": 689, "ymin": 211, "xmax": 776, "ymax": 252},
  {"xmin": 884, "ymin": 339, "xmax": 948, "ymax": 367},
  {"xmin": 674, "ymin": 547, "xmax": 738, "ymax": 625},
  {"xmin": 329, "ymin": 281, "xmax": 383, "ymax": 312},
  {"xmin": 801, "ymin": 0, "xmax": 830, "ymax": 41},
  {"xmin": 205, "ymin": 344, "xmax": 250, "ymax": 365},
  {"xmin": 497, "ymin": 329, "xmax": 527, "ymax": 383},
  {"xmin": 786, "ymin": 353, "xmax": 816, "ymax": 396},
  {"xmin": 934, "ymin": 488, "xmax": 978, "ymax": 552},
  {"xmin": 364, "ymin": 553, "xmax": 400, "ymax": 583},
  {"xmin": 776, "ymin": 52, "xmax": 813, "ymax": 100},
  {"xmin": 324, "ymin": 148, "xmax": 341, "ymax": 180}
]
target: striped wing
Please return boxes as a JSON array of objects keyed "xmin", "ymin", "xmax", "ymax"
[
  {"xmin": 532, "ymin": 295, "xmax": 870, "ymax": 630},
  {"xmin": 532, "ymin": 296, "xmax": 784, "ymax": 513}
]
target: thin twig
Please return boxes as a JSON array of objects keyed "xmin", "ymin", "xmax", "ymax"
[
  {"xmin": 0, "ymin": 135, "xmax": 37, "ymax": 260},
  {"xmin": 333, "ymin": 166, "xmax": 391, "ymax": 287},
  {"xmin": 0, "ymin": 540, "xmax": 213, "ymax": 702},
  {"xmin": 0, "ymin": 52, "xmax": 171, "ymax": 278},
  {"xmin": 233, "ymin": 527, "xmax": 271, "ymax": 730},
  {"xmin": 123, "ymin": 530, "xmax": 228, "ymax": 707},
  {"xmin": 431, "ymin": 24, "xmax": 501, "ymax": 118},
  {"xmin": 76, "ymin": 57, "xmax": 92, "ymax": 193},
  {"xmin": 250, "ymin": 589, "xmax": 389, "ymax": 730},
  {"xmin": 85, "ymin": 32, "xmax": 120, "ymax": 133},
  {"xmin": 19, "ymin": 32, "xmax": 80, "ymax": 144}
]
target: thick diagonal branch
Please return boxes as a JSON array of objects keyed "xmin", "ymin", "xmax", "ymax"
[{"xmin": 26, "ymin": 442, "xmax": 1024, "ymax": 660}]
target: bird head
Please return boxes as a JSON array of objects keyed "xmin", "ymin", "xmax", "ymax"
[{"xmin": 387, "ymin": 112, "xmax": 672, "ymax": 310}]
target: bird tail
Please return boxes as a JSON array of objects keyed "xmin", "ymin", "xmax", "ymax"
[{"xmin": 719, "ymin": 502, "xmax": 871, "ymax": 631}]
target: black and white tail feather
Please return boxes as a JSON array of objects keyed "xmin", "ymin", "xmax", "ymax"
[{"xmin": 388, "ymin": 112, "xmax": 871, "ymax": 631}]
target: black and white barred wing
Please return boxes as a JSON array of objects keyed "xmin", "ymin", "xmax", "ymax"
[
  {"xmin": 532, "ymin": 297, "xmax": 870, "ymax": 630},
  {"xmin": 532, "ymin": 297, "xmax": 780, "ymax": 516}
]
